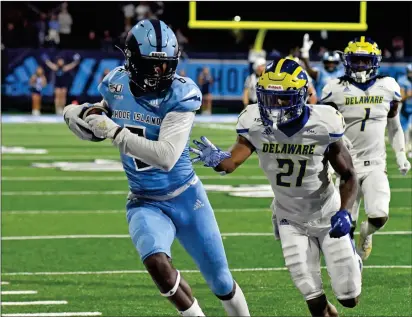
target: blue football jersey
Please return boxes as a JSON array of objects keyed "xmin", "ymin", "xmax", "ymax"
[
  {"xmin": 98, "ymin": 67, "xmax": 201, "ymax": 196},
  {"xmin": 397, "ymin": 75, "xmax": 412, "ymax": 114},
  {"xmin": 315, "ymin": 66, "xmax": 345, "ymax": 98}
]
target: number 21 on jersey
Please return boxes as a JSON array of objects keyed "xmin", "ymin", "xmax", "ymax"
[{"xmin": 276, "ymin": 159, "xmax": 307, "ymax": 187}]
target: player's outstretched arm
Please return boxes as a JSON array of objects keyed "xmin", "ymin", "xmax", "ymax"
[
  {"xmin": 190, "ymin": 135, "xmax": 255, "ymax": 174},
  {"xmin": 300, "ymin": 34, "xmax": 319, "ymax": 81},
  {"xmin": 327, "ymin": 140, "xmax": 359, "ymax": 238},
  {"xmin": 387, "ymin": 101, "xmax": 411, "ymax": 175}
]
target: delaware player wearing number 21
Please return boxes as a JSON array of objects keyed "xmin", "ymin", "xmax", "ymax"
[
  {"xmin": 321, "ymin": 37, "xmax": 411, "ymax": 261},
  {"xmin": 191, "ymin": 58, "xmax": 362, "ymax": 317},
  {"xmin": 62, "ymin": 19, "xmax": 250, "ymax": 317}
]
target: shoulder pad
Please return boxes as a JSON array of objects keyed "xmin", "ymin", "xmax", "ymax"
[
  {"xmin": 165, "ymin": 76, "xmax": 202, "ymax": 113},
  {"xmin": 98, "ymin": 67, "xmax": 128, "ymax": 105},
  {"xmin": 378, "ymin": 76, "xmax": 402, "ymax": 101},
  {"xmin": 314, "ymin": 105, "xmax": 345, "ymax": 143},
  {"xmin": 236, "ymin": 104, "xmax": 260, "ymax": 135}
]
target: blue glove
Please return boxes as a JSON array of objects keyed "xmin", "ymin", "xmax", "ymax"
[
  {"xmin": 73, "ymin": 53, "xmax": 81, "ymax": 61},
  {"xmin": 190, "ymin": 136, "xmax": 231, "ymax": 168},
  {"xmin": 41, "ymin": 53, "xmax": 49, "ymax": 62},
  {"xmin": 329, "ymin": 209, "xmax": 353, "ymax": 238}
]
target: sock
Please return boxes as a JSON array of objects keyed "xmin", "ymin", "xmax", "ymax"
[
  {"xmin": 221, "ymin": 282, "xmax": 250, "ymax": 317},
  {"xmin": 179, "ymin": 298, "xmax": 205, "ymax": 317},
  {"xmin": 365, "ymin": 221, "xmax": 378, "ymax": 235}
]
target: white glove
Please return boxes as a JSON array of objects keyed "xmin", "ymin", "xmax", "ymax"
[
  {"xmin": 300, "ymin": 33, "xmax": 313, "ymax": 59},
  {"xmin": 84, "ymin": 114, "xmax": 120, "ymax": 139},
  {"xmin": 63, "ymin": 104, "xmax": 94, "ymax": 141},
  {"xmin": 396, "ymin": 152, "xmax": 411, "ymax": 175}
]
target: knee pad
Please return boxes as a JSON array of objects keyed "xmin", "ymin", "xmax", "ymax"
[
  {"xmin": 338, "ymin": 297, "xmax": 359, "ymax": 308},
  {"xmin": 208, "ymin": 268, "xmax": 234, "ymax": 297}
]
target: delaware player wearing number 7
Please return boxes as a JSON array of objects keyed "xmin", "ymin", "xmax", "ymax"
[
  {"xmin": 191, "ymin": 58, "xmax": 362, "ymax": 317},
  {"xmin": 62, "ymin": 20, "xmax": 250, "ymax": 317},
  {"xmin": 321, "ymin": 37, "xmax": 411, "ymax": 261}
]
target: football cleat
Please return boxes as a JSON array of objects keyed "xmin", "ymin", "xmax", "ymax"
[{"xmin": 357, "ymin": 221, "xmax": 372, "ymax": 260}]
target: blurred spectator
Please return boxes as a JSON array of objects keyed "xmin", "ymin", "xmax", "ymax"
[
  {"xmin": 3, "ymin": 23, "xmax": 19, "ymax": 48},
  {"xmin": 151, "ymin": 1, "xmax": 164, "ymax": 19},
  {"xmin": 198, "ymin": 67, "xmax": 214, "ymax": 115},
  {"xmin": 136, "ymin": 2, "xmax": 151, "ymax": 21},
  {"xmin": 101, "ymin": 30, "xmax": 114, "ymax": 53},
  {"xmin": 29, "ymin": 66, "xmax": 47, "ymax": 116},
  {"xmin": 36, "ymin": 13, "xmax": 48, "ymax": 48},
  {"xmin": 123, "ymin": 3, "xmax": 135, "ymax": 25},
  {"xmin": 44, "ymin": 54, "xmax": 80, "ymax": 115},
  {"xmin": 58, "ymin": 2, "xmax": 73, "ymax": 49},
  {"xmin": 392, "ymin": 36, "xmax": 405, "ymax": 60},
  {"xmin": 47, "ymin": 14, "xmax": 60, "ymax": 47},
  {"xmin": 87, "ymin": 30, "xmax": 100, "ymax": 49},
  {"xmin": 243, "ymin": 57, "xmax": 266, "ymax": 108}
]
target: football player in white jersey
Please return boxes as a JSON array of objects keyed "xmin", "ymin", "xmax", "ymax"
[
  {"xmin": 191, "ymin": 58, "xmax": 362, "ymax": 317},
  {"xmin": 321, "ymin": 37, "xmax": 411, "ymax": 261}
]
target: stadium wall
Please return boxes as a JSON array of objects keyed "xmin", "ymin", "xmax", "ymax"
[{"xmin": 2, "ymin": 48, "xmax": 411, "ymax": 114}]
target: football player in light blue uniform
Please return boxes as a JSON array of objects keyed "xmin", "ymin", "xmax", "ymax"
[
  {"xmin": 397, "ymin": 64, "xmax": 412, "ymax": 156},
  {"xmin": 300, "ymin": 34, "xmax": 345, "ymax": 97},
  {"xmin": 63, "ymin": 19, "xmax": 250, "ymax": 317}
]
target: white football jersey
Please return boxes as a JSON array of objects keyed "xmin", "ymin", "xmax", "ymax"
[
  {"xmin": 321, "ymin": 77, "xmax": 401, "ymax": 171},
  {"xmin": 236, "ymin": 104, "xmax": 344, "ymax": 222}
]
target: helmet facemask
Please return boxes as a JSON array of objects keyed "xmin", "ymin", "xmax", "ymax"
[
  {"xmin": 344, "ymin": 54, "xmax": 381, "ymax": 83},
  {"xmin": 257, "ymin": 87, "xmax": 307, "ymax": 130}
]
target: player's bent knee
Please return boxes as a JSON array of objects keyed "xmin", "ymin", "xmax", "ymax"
[
  {"xmin": 368, "ymin": 216, "xmax": 388, "ymax": 229},
  {"xmin": 338, "ymin": 296, "xmax": 359, "ymax": 308},
  {"xmin": 144, "ymin": 253, "xmax": 174, "ymax": 280},
  {"xmin": 208, "ymin": 268, "xmax": 234, "ymax": 297}
]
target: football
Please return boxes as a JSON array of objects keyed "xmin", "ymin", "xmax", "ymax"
[{"xmin": 79, "ymin": 106, "xmax": 112, "ymax": 142}]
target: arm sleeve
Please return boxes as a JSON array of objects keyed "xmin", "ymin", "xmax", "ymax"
[
  {"xmin": 391, "ymin": 78, "xmax": 402, "ymax": 102},
  {"xmin": 387, "ymin": 114, "xmax": 406, "ymax": 153},
  {"xmin": 112, "ymin": 111, "xmax": 195, "ymax": 172}
]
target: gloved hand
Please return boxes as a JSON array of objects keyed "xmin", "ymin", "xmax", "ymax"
[
  {"xmin": 329, "ymin": 209, "xmax": 352, "ymax": 238},
  {"xmin": 396, "ymin": 152, "xmax": 411, "ymax": 175},
  {"xmin": 300, "ymin": 33, "xmax": 313, "ymax": 59},
  {"xmin": 63, "ymin": 104, "xmax": 95, "ymax": 141},
  {"xmin": 73, "ymin": 53, "xmax": 81, "ymax": 61},
  {"xmin": 190, "ymin": 136, "xmax": 231, "ymax": 168},
  {"xmin": 41, "ymin": 53, "xmax": 49, "ymax": 62},
  {"xmin": 84, "ymin": 114, "xmax": 120, "ymax": 139}
]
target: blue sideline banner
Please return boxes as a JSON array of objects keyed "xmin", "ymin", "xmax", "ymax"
[{"xmin": 2, "ymin": 49, "xmax": 411, "ymax": 103}]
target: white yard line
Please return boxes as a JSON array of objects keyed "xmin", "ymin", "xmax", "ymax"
[
  {"xmin": 3, "ymin": 174, "xmax": 411, "ymax": 181},
  {"xmin": 2, "ymin": 208, "xmax": 269, "ymax": 215},
  {"xmin": 2, "ymin": 231, "xmax": 411, "ymax": 241},
  {"xmin": 3, "ymin": 188, "xmax": 411, "ymax": 196},
  {"xmin": 1, "ymin": 281, "xmax": 10, "ymax": 285},
  {"xmin": 1, "ymin": 301, "xmax": 68, "ymax": 306},
  {"xmin": 2, "ymin": 266, "xmax": 411, "ymax": 277},
  {"xmin": 1, "ymin": 313, "xmax": 102, "ymax": 317},
  {"xmin": 2, "ymin": 207, "xmax": 410, "ymax": 215},
  {"xmin": 1, "ymin": 291, "xmax": 38, "ymax": 295}
]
